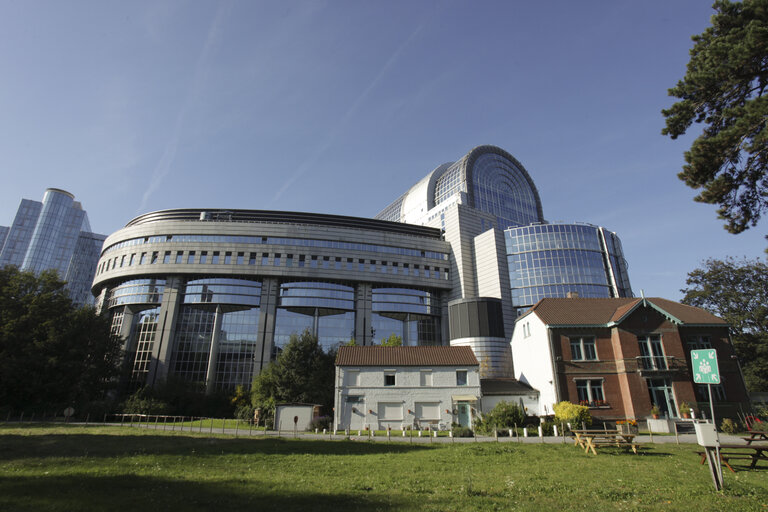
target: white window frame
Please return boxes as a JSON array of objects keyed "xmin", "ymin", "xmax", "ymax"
[{"xmin": 569, "ymin": 336, "xmax": 597, "ymax": 361}]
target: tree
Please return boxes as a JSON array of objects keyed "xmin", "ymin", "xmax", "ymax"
[
  {"xmin": 661, "ymin": 0, "xmax": 768, "ymax": 235},
  {"xmin": 681, "ymin": 257, "xmax": 768, "ymax": 391},
  {"xmin": 380, "ymin": 333, "xmax": 403, "ymax": 346},
  {"xmin": 250, "ymin": 330, "xmax": 336, "ymax": 418},
  {"xmin": 0, "ymin": 267, "xmax": 122, "ymax": 410}
]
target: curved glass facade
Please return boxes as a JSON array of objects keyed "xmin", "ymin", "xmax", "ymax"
[
  {"xmin": 183, "ymin": 278, "xmax": 261, "ymax": 305},
  {"xmin": 472, "ymin": 153, "xmax": 541, "ymax": 229},
  {"xmin": 371, "ymin": 287, "xmax": 441, "ymax": 346},
  {"xmin": 274, "ymin": 281, "xmax": 356, "ymax": 355},
  {"xmin": 506, "ymin": 223, "xmax": 632, "ymax": 315},
  {"xmin": 108, "ymin": 279, "xmax": 165, "ymax": 308}
]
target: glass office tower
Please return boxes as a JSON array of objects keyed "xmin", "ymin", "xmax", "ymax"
[
  {"xmin": 505, "ymin": 223, "xmax": 632, "ymax": 315},
  {"xmin": 0, "ymin": 188, "xmax": 106, "ymax": 306}
]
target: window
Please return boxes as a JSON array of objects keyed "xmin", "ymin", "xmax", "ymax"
[
  {"xmin": 120, "ymin": 255, "xmax": 125, "ymax": 267},
  {"xmin": 576, "ymin": 379, "xmax": 605, "ymax": 406},
  {"xmin": 129, "ymin": 254, "xmax": 136, "ymax": 266},
  {"xmin": 310, "ymin": 256, "xmax": 318, "ymax": 268},
  {"xmin": 163, "ymin": 251, "xmax": 171, "ymax": 264},
  {"xmin": 150, "ymin": 252, "xmax": 159, "ymax": 264},
  {"xmin": 346, "ymin": 258, "xmax": 353, "ymax": 270},
  {"xmin": 139, "ymin": 252, "xmax": 147, "ymax": 265},
  {"xmin": 262, "ymin": 253, "xmax": 269, "ymax": 265},
  {"xmin": 322, "ymin": 256, "xmax": 329, "ymax": 269},
  {"xmin": 286, "ymin": 254, "xmax": 293, "ymax": 267},
  {"xmin": 358, "ymin": 259, "xmax": 365, "ymax": 271},
  {"xmin": 249, "ymin": 252, "xmax": 257, "ymax": 265},
  {"xmin": 237, "ymin": 252, "xmax": 244, "ymax": 265},
  {"xmin": 456, "ymin": 370, "xmax": 468, "ymax": 386},
  {"xmin": 274, "ymin": 253, "xmax": 281, "ymax": 266},
  {"xmin": 200, "ymin": 251, "xmax": 208, "ymax": 264},
  {"xmin": 638, "ymin": 334, "xmax": 666, "ymax": 370},
  {"xmin": 211, "ymin": 251, "xmax": 220, "ymax": 264},
  {"xmin": 384, "ymin": 372, "xmax": 396, "ymax": 386},
  {"xmin": 686, "ymin": 336, "xmax": 712, "ymax": 351},
  {"xmin": 334, "ymin": 257, "xmax": 341, "ymax": 270},
  {"xmin": 175, "ymin": 251, "xmax": 183, "ymax": 264},
  {"xmin": 344, "ymin": 370, "xmax": 360, "ymax": 387},
  {"xmin": 696, "ymin": 383, "xmax": 726, "ymax": 401},
  {"xmin": 420, "ymin": 370, "xmax": 432, "ymax": 387},
  {"xmin": 187, "ymin": 251, "xmax": 196, "ymax": 264},
  {"xmin": 224, "ymin": 252, "xmax": 232, "ymax": 264},
  {"xmin": 298, "ymin": 255, "xmax": 305, "ymax": 267},
  {"xmin": 570, "ymin": 336, "xmax": 596, "ymax": 361}
]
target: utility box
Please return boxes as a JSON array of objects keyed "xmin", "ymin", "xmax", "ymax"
[{"xmin": 694, "ymin": 421, "xmax": 720, "ymax": 447}]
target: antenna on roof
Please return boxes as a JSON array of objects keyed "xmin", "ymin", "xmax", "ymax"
[{"xmin": 640, "ymin": 289, "xmax": 645, "ymax": 299}]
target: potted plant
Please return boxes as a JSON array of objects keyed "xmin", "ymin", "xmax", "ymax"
[
  {"xmin": 650, "ymin": 404, "xmax": 660, "ymax": 419},
  {"xmin": 679, "ymin": 402, "xmax": 691, "ymax": 419}
]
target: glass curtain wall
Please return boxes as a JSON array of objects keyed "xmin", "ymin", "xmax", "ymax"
[
  {"xmin": 130, "ymin": 307, "xmax": 161, "ymax": 387},
  {"xmin": 274, "ymin": 282, "xmax": 355, "ymax": 356},
  {"xmin": 371, "ymin": 287, "xmax": 440, "ymax": 346},
  {"xmin": 170, "ymin": 278, "xmax": 262, "ymax": 390}
]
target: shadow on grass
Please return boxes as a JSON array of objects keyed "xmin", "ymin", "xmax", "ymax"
[
  {"xmin": 0, "ymin": 474, "xmax": 397, "ymax": 512},
  {"xmin": 0, "ymin": 432, "xmax": 434, "ymax": 461}
]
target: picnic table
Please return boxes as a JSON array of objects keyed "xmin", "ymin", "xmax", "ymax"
[
  {"xmin": 571, "ymin": 429, "xmax": 639, "ymax": 455},
  {"xmin": 697, "ymin": 444, "xmax": 768, "ymax": 472},
  {"xmin": 742, "ymin": 432, "xmax": 768, "ymax": 445}
]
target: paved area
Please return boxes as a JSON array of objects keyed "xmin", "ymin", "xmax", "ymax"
[{"xmin": 84, "ymin": 422, "xmax": 749, "ymax": 445}]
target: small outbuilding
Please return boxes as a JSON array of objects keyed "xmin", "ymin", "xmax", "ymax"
[{"xmin": 274, "ymin": 403, "xmax": 322, "ymax": 431}]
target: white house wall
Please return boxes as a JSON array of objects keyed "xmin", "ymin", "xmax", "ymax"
[
  {"xmin": 335, "ymin": 365, "xmax": 481, "ymax": 430},
  {"xmin": 511, "ymin": 314, "xmax": 556, "ymax": 416}
]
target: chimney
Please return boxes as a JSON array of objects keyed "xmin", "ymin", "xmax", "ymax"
[{"xmin": 566, "ymin": 291, "xmax": 579, "ymax": 299}]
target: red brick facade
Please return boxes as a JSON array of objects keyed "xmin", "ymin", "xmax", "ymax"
[{"xmin": 548, "ymin": 304, "xmax": 748, "ymax": 421}]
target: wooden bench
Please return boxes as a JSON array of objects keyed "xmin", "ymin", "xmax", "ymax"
[
  {"xmin": 696, "ymin": 444, "xmax": 768, "ymax": 472},
  {"xmin": 571, "ymin": 429, "xmax": 639, "ymax": 455}
]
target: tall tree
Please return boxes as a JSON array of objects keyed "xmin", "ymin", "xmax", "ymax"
[
  {"xmin": 250, "ymin": 330, "xmax": 336, "ymax": 415},
  {"xmin": 662, "ymin": 0, "xmax": 768, "ymax": 235},
  {"xmin": 681, "ymin": 257, "xmax": 768, "ymax": 391},
  {"xmin": 0, "ymin": 267, "xmax": 122, "ymax": 410}
]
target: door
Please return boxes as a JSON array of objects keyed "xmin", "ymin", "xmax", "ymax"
[
  {"xmin": 343, "ymin": 396, "xmax": 364, "ymax": 430},
  {"xmin": 647, "ymin": 378, "xmax": 677, "ymax": 418},
  {"xmin": 457, "ymin": 402, "xmax": 471, "ymax": 427}
]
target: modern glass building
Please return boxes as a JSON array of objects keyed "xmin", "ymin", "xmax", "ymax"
[
  {"xmin": 505, "ymin": 223, "xmax": 632, "ymax": 316},
  {"xmin": 92, "ymin": 209, "xmax": 451, "ymax": 391},
  {"xmin": 376, "ymin": 145, "xmax": 633, "ymax": 376},
  {"xmin": 0, "ymin": 189, "xmax": 105, "ymax": 306}
]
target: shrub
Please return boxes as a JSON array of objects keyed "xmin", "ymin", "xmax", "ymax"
[
  {"xmin": 540, "ymin": 420, "xmax": 555, "ymax": 436},
  {"xmin": 310, "ymin": 416, "xmax": 331, "ymax": 431},
  {"xmin": 720, "ymin": 418, "xmax": 739, "ymax": 434},
  {"xmin": 452, "ymin": 426, "xmax": 474, "ymax": 437},
  {"xmin": 476, "ymin": 401, "xmax": 525, "ymax": 435},
  {"xmin": 234, "ymin": 404, "xmax": 254, "ymax": 422},
  {"xmin": 121, "ymin": 388, "xmax": 169, "ymax": 415},
  {"xmin": 553, "ymin": 401, "xmax": 592, "ymax": 429}
]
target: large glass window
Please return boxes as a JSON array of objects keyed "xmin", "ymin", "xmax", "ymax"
[
  {"xmin": 214, "ymin": 308, "xmax": 261, "ymax": 391},
  {"xmin": 170, "ymin": 307, "xmax": 215, "ymax": 384},
  {"xmin": 183, "ymin": 278, "xmax": 261, "ymax": 306},
  {"xmin": 108, "ymin": 279, "xmax": 165, "ymax": 307},
  {"xmin": 130, "ymin": 307, "xmax": 161, "ymax": 386}
]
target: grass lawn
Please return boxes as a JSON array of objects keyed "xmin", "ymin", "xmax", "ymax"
[{"xmin": 0, "ymin": 425, "xmax": 766, "ymax": 511}]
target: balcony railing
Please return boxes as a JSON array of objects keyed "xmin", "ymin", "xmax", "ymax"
[{"xmin": 635, "ymin": 356, "xmax": 687, "ymax": 374}]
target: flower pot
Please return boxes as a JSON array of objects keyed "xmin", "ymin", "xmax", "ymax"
[
  {"xmin": 682, "ymin": 413, "xmax": 690, "ymax": 419},
  {"xmin": 652, "ymin": 414, "xmax": 659, "ymax": 419}
]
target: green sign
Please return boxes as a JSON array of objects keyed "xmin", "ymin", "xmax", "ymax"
[{"xmin": 691, "ymin": 349, "xmax": 720, "ymax": 384}]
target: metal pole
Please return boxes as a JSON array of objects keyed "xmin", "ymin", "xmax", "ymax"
[{"xmin": 709, "ymin": 384, "xmax": 723, "ymax": 485}]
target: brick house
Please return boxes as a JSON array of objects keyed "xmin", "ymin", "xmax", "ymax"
[
  {"xmin": 334, "ymin": 346, "xmax": 480, "ymax": 431},
  {"xmin": 511, "ymin": 297, "xmax": 749, "ymax": 421}
]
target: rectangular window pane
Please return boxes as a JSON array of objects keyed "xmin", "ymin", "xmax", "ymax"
[
  {"xmin": 200, "ymin": 251, "xmax": 207, "ymax": 264},
  {"xmin": 456, "ymin": 370, "xmax": 467, "ymax": 386},
  {"xmin": 224, "ymin": 252, "xmax": 232, "ymax": 264},
  {"xmin": 175, "ymin": 251, "xmax": 183, "ymax": 264},
  {"xmin": 212, "ymin": 251, "xmax": 219, "ymax": 264},
  {"xmin": 163, "ymin": 251, "xmax": 171, "ymax": 264},
  {"xmin": 237, "ymin": 252, "xmax": 244, "ymax": 265},
  {"xmin": 187, "ymin": 251, "xmax": 196, "ymax": 264}
]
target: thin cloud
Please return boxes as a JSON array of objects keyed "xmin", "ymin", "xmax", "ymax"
[
  {"xmin": 270, "ymin": 23, "xmax": 425, "ymax": 206},
  {"xmin": 137, "ymin": 2, "xmax": 231, "ymax": 214}
]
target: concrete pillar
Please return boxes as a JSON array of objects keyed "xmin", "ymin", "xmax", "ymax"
[
  {"xmin": 148, "ymin": 276, "xmax": 183, "ymax": 387},
  {"xmin": 354, "ymin": 283, "xmax": 372, "ymax": 345},
  {"xmin": 255, "ymin": 278, "xmax": 279, "ymax": 371},
  {"xmin": 205, "ymin": 305, "xmax": 224, "ymax": 394}
]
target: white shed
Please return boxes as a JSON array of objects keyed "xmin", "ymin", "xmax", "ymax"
[{"xmin": 274, "ymin": 403, "xmax": 321, "ymax": 431}]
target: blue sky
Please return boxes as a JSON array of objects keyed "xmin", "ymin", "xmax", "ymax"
[{"xmin": 0, "ymin": 0, "xmax": 765, "ymax": 301}]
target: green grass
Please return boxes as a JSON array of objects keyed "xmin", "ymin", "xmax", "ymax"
[{"xmin": 1, "ymin": 424, "xmax": 766, "ymax": 511}]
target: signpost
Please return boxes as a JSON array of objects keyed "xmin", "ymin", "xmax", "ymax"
[{"xmin": 691, "ymin": 349, "xmax": 722, "ymax": 490}]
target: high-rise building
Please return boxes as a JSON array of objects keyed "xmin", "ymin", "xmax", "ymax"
[
  {"xmin": 0, "ymin": 188, "xmax": 106, "ymax": 306},
  {"xmin": 376, "ymin": 145, "xmax": 633, "ymax": 375}
]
